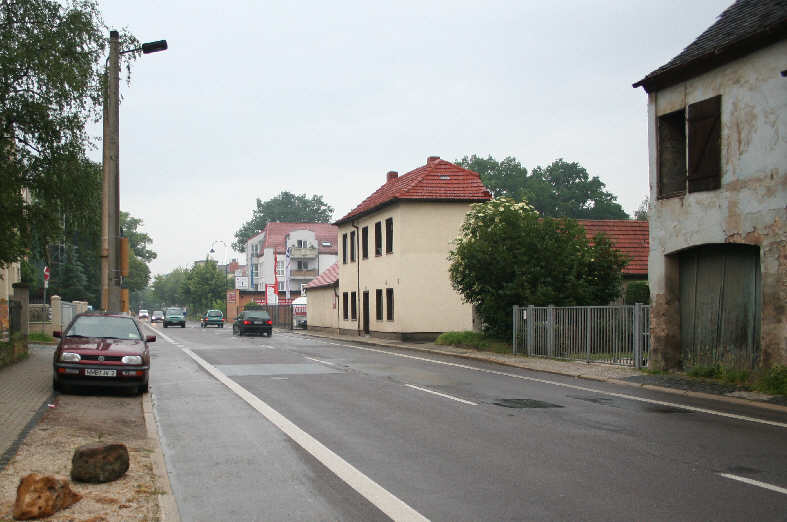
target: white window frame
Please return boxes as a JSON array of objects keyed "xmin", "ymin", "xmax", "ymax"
[{"xmin": 276, "ymin": 260, "xmax": 284, "ymax": 278}]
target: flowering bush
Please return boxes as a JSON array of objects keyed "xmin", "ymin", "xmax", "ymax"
[{"xmin": 448, "ymin": 198, "xmax": 627, "ymax": 337}]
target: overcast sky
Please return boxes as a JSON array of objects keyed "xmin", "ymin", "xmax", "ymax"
[{"xmin": 91, "ymin": 0, "xmax": 732, "ymax": 276}]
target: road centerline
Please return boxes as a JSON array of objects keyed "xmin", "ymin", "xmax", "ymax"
[
  {"xmin": 719, "ymin": 473, "xmax": 787, "ymax": 495},
  {"xmin": 405, "ymin": 384, "xmax": 478, "ymax": 406}
]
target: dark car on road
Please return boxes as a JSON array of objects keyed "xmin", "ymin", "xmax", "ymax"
[
  {"xmin": 151, "ymin": 310, "xmax": 164, "ymax": 323},
  {"xmin": 163, "ymin": 307, "xmax": 186, "ymax": 328},
  {"xmin": 52, "ymin": 312, "xmax": 153, "ymax": 394},
  {"xmin": 201, "ymin": 309, "xmax": 224, "ymax": 328},
  {"xmin": 233, "ymin": 310, "xmax": 273, "ymax": 337}
]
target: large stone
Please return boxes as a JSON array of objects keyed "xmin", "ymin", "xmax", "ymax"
[
  {"xmin": 71, "ymin": 443, "xmax": 130, "ymax": 483},
  {"xmin": 13, "ymin": 473, "xmax": 82, "ymax": 520}
]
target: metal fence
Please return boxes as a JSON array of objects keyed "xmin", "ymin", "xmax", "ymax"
[{"xmin": 513, "ymin": 304, "xmax": 650, "ymax": 368}]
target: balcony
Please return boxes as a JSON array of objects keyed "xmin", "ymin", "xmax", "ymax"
[
  {"xmin": 290, "ymin": 269, "xmax": 317, "ymax": 278},
  {"xmin": 290, "ymin": 247, "xmax": 317, "ymax": 259}
]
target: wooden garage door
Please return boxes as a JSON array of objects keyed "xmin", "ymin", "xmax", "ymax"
[{"xmin": 679, "ymin": 244, "xmax": 761, "ymax": 369}]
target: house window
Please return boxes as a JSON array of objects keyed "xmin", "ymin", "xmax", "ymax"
[
  {"xmin": 350, "ymin": 291, "xmax": 357, "ymax": 320},
  {"xmin": 374, "ymin": 221, "xmax": 382, "ymax": 256},
  {"xmin": 386, "ymin": 288, "xmax": 394, "ymax": 320},
  {"xmin": 296, "ymin": 239, "xmax": 308, "ymax": 248},
  {"xmin": 375, "ymin": 289, "xmax": 383, "ymax": 320},
  {"xmin": 342, "ymin": 292, "xmax": 348, "ymax": 320},
  {"xmin": 276, "ymin": 260, "xmax": 284, "ymax": 278},
  {"xmin": 658, "ymin": 95, "xmax": 721, "ymax": 198},
  {"xmin": 350, "ymin": 230, "xmax": 356, "ymax": 262},
  {"xmin": 297, "ymin": 260, "xmax": 308, "ymax": 270},
  {"xmin": 385, "ymin": 218, "xmax": 393, "ymax": 254},
  {"xmin": 342, "ymin": 233, "xmax": 347, "ymax": 264},
  {"xmin": 361, "ymin": 226, "xmax": 369, "ymax": 259},
  {"xmin": 278, "ymin": 280, "xmax": 286, "ymax": 292}
]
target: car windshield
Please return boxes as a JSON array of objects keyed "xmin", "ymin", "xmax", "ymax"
[
  {"xmin": 245, "ymin": 311, "xmax": 270, "ymax": 319},
  {"xmin": 153, "ymin": 311, "xmax": 163, "ymax": 316},
  {"xmin": 166, "ymin": 308, "xmax": 182, "ymax": 316},
  {"xmin": 67, "ymin": 316, "xmax": 142, "ymax": 340},
  {"xmin": 207, "ymin": 311, "xmax": 222, "ymax": 317}
]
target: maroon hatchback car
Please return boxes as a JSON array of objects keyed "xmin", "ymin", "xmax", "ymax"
[{"xmin": 53, "ymin": 312, "xmax": 154, "ymax": 394}]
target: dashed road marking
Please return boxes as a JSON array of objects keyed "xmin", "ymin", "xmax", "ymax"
[
  {"xmin": 719, "ymin": 473, "xmax": 787, "ymax": 495},
  {"xmin": 405, "ymin": 384, "xmax": 477, "ymax": 406}
]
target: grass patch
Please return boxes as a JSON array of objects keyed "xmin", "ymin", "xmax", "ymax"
[
  {"xmin": 28, "ymin": 332, "xmax": 55, "ymax": 343},
  {"xmin": 686, "ymin": 364, "xmax": 751, "ymax": 385},
  {"xmin": 752, "ymin": 365, "xmax": 787, "ymax": 396},
  {"xmin": 435, "ymin": 331, "xmax": 512, "ymax": 354}
]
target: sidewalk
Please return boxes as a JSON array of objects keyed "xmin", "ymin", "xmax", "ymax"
[
  {"xmin": 0, "ymin": 344, "xmax": 55, "ymax": 470},
  {"xmin": 288, "ymin": 329, "xmax": 787, "ymax": 412}
]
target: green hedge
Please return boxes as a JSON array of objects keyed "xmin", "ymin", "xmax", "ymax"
[
  {"xmin": 624, "ymin": 281, "xmax": 650, "ymax": 305},
  {"xmin": 0, "ymin": 335, "xmax": 28, "ymax": 369}
]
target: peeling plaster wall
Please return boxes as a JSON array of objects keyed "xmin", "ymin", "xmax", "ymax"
[{"xmin": 647, "ymin": 40, "xmax": 787, "ymax": 368}]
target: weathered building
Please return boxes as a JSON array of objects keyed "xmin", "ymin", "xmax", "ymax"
[{"xmin": 633, "ymin": 0, "xmax": 786, "ymax": 369}]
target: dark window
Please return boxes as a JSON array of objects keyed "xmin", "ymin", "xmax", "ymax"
[
  {"xmin": 342, "ymin": 292, "xmax": 348, "ymax": 320},
  {"xmin": 361, "ymin": 226, "xmax": 369, "ymax": 259},
  {"xmin": 342, "ymin": 234, "xmax": 348, "ymax": 264},
  {"xmin": 385, "ymin": 218, "xmax": 393, "ymax": 254},
  {"xmin": 374, "ymin": 222, "xmax": 382, "ymax": 256},
  {"xmin": 658, "ymin": 109, "xmax": 686, "ymax": 198},
  {"xmin": 386, "ymin": 288, "xmax": 394, "ymax": 320},
  {"xmin": 350, "ymin": 231, "xmax": 356, "ymax": 262},
  {"xmin": 350, "ymin": 291, "xmax": 357, "ymax": 320},
  {"xmin": 375, "ymin": 289, "xmax": 383, "ymax": 320},
  {"xmin": 688, "ymin": 95, "xmax": 721, "ymax": 193}
]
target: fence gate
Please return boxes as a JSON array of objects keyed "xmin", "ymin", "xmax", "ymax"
[
  {"xmin": 61, "ymin": 301, "xmax": 75, "ymax": 328},
  {"xmin": 263, "ymin": 305, "xmax": 293, "ymax": 330},
  {"xmin": 513, "ymin": 304, "xmax": 650, "ymax": 368}
]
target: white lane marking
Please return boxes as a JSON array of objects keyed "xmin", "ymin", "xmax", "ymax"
[
  {"xmin": 181, "ymin": 347, "xmax": 428, "ymax": 522},
  {"xmin": 315, "ymin": 341, "xmax": 787, "ymax": 429},
  {"xmin": 405, "ymin": 384, "xmax": 478, "ymax": 406},
  {"xmin": 719, "ymin": 473, "xmax": 787, "ymax": 495},
  {"xmin": 304, "ymin": 356, "xmax": 336, "ymax": 366}
]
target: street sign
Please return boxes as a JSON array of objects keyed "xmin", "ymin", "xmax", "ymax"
[{"xmin": 43, "ymin": 266, "xmax": 50, "ymax": 281}]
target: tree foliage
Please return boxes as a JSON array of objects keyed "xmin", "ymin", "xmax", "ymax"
[
  {"xmin": 457, "ymin": 155, "xmax": 629, "ymax": 220},
  {"xmin": 151, "ymin": 262, "xmax": 228, "ymax": 315},
  {"xmin": 121, "ymin": 211, "xmax": 157, "ymax": 262},
  {"xmin": 448, "ymin": 198, "xmax": 628, "ymax": 337},
  {"xmin": 634, "ymin": 196, "xmax": 649, "ymax": 221},
  {"xmin": 232, "ymin": 191, "xmax": 334, "ymax": 252},
  {"xmin": 0, "ymin": 0, "xmax": 138, "ymax": 267}
]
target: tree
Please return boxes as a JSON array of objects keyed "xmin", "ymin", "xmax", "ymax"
[
  {"xmin": 151, "ymin": 268, "xmax": 189, "ymax": 307},
  {"xmin": 448, "ymin": 198, "xmax": 628, "ymax": 337},
  {"xmin": 456, "ymin": 155, "xmax": 629, "ymax": 220},
  {"xmin": 456, "ymin": 155, "xmax": 529, "ymax": 199},
  {"xmin": 528, "ymin": 159, "xmax": 629, "ymax": 219},
  {"xmin": 233, "ymin": 192, "xmax": 334, "ymax": 252},
  {"xmin": 184, "ymin": 261, "xmax": 226, "ymax": 314},
  {"xmin": 634, "ymin": 196, "xmax": 649, "ymax": 221},
  {"xmin": 0, "ymin": 0, "xmax": 138, "ymax": 267},
  {"xmin": 121, "ymin": 212, "xmax": 157, "ymax": 262}
]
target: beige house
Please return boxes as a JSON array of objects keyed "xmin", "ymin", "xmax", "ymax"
[
  {"xmin": 304, "ymin": 262, "xmax": 340, "ymax": 331},
  {"xmin": 633, "ymin": 0, "xmax": 786, "ymax": 369},
  {"xmin": 331, "ymin": 156, "xmax": 491, "ymax": 341}
]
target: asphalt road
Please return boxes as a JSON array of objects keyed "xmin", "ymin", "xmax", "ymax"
[{"xmin": 144, "ymin": 322, "xmax": 787, "ymax": 521}]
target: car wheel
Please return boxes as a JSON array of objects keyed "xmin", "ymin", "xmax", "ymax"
[
  {"xmin": 53, "ymin": 376, "xmax": 61, "ymax": 392},
  {"xmin": 139, "ymin": 382, "xmax": 149, "ymax": 394},
  {"xmin": 181, "ymin": 323, "xmax": 185, "ymax": 328},
  {"xmin": 220, "ymin": 324, "xmax": 224, "ymax": 328},
  {"xmin": 164, "ymin": 323, "xmax": 168, "ymax": 328}
]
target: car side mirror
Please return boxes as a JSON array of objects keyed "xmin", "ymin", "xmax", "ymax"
[
  {"xmin": 53, "ymin": 331, "xmax": 61, "ymax": 338},
  {"xmin": 146, "ymin": 335, "xmax": 156, "ymax": 343}
]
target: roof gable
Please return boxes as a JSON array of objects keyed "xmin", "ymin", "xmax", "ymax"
[
  {"xmin": 335, "ymin": 156, "xmax": 491, "ymax": 224},
  {"xmin": 634, "ymin": 0, "xmax": 787, "ymax": 92},
  {"xmin": 256, "ymin": 222, "xmax": 338, "ymax": 253},
  {"xmin": 577, "ymin": 220, "xmax": 649, "ymax": 276},
  {"xmin": 304, "ymin": 262, "xmax": 339, "ymax": 289}
]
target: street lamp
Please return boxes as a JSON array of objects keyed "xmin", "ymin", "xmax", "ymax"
[
  {"xmin": 209, "ymin": 240, "xmax": 230, "ymax": 314},
  {"xmin": 101, "ymin": 31, "xmax": 167, "ymax": 312}
]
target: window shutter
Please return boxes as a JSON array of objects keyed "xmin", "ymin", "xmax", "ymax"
[{"xmin": 688, "ymin": 95, "xmax": 721, "ymax": 192}]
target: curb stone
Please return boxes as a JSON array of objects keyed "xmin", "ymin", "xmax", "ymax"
[{"xmin": 143, "ymin": 391, "xmax": 180, "ymax": 522}]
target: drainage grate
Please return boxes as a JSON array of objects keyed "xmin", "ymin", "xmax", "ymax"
[{"xmin": 493, "ymin": 399, "xmax": 563, "ymax": 409}]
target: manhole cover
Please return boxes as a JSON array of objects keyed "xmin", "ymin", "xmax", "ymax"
[{"xmin": 493, "ymin": 399, "xmax": 563, "ymax": 409}]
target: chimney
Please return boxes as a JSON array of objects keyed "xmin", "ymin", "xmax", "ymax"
[
  {"xmin": 386, "ymin": 171, "xmax": 398, "ymax": 182},
  {"xmin": 427, "ymin": 155, "xmax": 440, "ymax": 164}
]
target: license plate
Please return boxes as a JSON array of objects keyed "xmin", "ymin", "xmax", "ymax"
[
  {"xmin": 253, "ymin": 321, "xmax": 261, "ymax": 324},
  {"xmin": 85, "ymin": 369, "xmax": 116, "ymax": 377}
]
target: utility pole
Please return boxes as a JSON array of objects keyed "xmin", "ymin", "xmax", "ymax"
[{"xmin": 101, "ymin": 30, "xmax": 120, "ymax": 311}]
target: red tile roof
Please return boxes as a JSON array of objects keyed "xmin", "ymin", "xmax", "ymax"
[
  {"xmin": 305, "ymin": 262, "xmax": 339, "ymax": 289},
  {"xmin": 250, "ymin": 222, "xmax": 338, "ymax": 254},
  {"xmin": 335, "ymin": 156, "xmax": 492, "ymax": 224},
  {"xmin": 576, "ymin": 220, "xmax": 649, "ymax": 276}
]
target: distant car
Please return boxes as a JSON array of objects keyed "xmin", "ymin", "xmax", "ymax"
[
  {"xmin": 201, "ymin": 309, "xmax": 224, "ymax": 328},
  {"xmin": 150, "ymin": 310, "xmax": 164, "ymax": 323},
  {"xmin": 232, "ymin": 310, "xmax": 272, "ymax": 337},
  {"xmin": 52, "ymin": 312, "xmax": 153, "ymax": 394},
  {"xmin": 163, "ymin": 307, "xmax": 186, "ymax": 328},
  {"xmin": 138, "ymin": 309, "xmax": 149, "ymax": 321}
]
